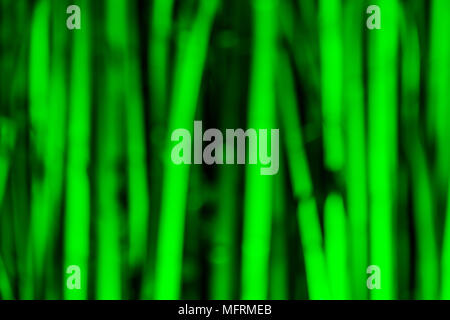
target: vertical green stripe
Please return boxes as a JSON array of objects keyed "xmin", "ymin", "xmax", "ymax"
[
  {"xmin": 319, "ymin": 0, "xmax": 344, "ymax": 172},
  {"xmin": 96, "ymin": 0, "xmax": 127, "ymax": 299},
  {"xmin": 324, "ymin": 193, "xmax": 350, "ymax": 299},
  {"xmin": 28, "ymin": 0, "xmax": 51, "ymax": 298},
  {"xmin": 368, "ymin": 0, "xmax": 399, "ymax": 300},
  {"xmin": 343, "ymin": 0, "xmax": 367, "ymax": 299},
  {"xmin": 64, "ymin": 0, "xmax": 91, "ymax": 300},
  {"xmin": 241, "ymin": 0, "xmax": 277, "ymax": 300},
  {"xmin": 154, "ymin": 0, "xmax": 219, "ymax": 299},
  {"xmin": 428, "ymin": 0, "xmax": 450, "ymax": 190},
  {"xmin": 298, "ymin": 198, "xmax": 330, "ymax": 300}
]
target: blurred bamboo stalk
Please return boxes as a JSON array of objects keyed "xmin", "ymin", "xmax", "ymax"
[
  {"xmin": 276, "ymin": 51, "xmax": 330, "ymax": 299},
  {"xmin": 428, "ymin": 0, "xmax": 450, "ymax": 193},
  {"xmin": 241, "ymin": 0, "xmax": 277, "ymax": 299},
  {"xmin": 27, "ymin": 0, "xmax": 51, "ymax": 298},
  {"xmin": 319, "ymin": 0, "xmax": 344, "ymax": 172},
  {"xmin": 343, "ymin": 0, "xmax": 368, "ymax": 299},
  {"xmin": 368, "ymin": 0, "xmax": 399, "ymax": 300},
  {"xmin": 270, "ymin": 168, "xmax": 288, "ymax": 299},
  {"xmin": 96, "ymin": 0, "xmax": 127, "ymax": 299},
  {"xmin": 150, "ymin": 0, "xmax": 174, "ymax": 124},
  {"xmin": 154, "ymin": 0, "xmax": 219, "ymax": 299},
  {"xmin": 64, "ymin": 0, "xmax": 91, "ymax": 300},
  {"xmin": 324, "ymin": 192, "xmax": 350, "ymax": 299}
]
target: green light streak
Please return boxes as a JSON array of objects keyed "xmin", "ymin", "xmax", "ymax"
[
  {"xmin": 270, "ymin": 169, "xmax": 288, "ymax": 299},
  {"xmin": 64, "ymin": 0, "xmax": 91, "ymax": 300},
  {"xmin": 401, "ymin": 17, "xmax": 438, "ymax": 300},
  {"xmin": 241, "ymin": 0, "xmax": 277, "ymax": 300},
  {"xmin": 368, "ymin": 0, "xmax": 399, "ymax": 300},
  {"xmin": 96, "ymin": 0, "xmax": 128, "ymax": 299},
  {"xmin": 319, "ymin": 0, "xmax": 344, "ymax": 172},
  {"xmin": 324, "ymin": 192, "xmax": 350, "ymax": 299},
  {"xmin": 428, "ymin": 0, "xmax": 450, "ymax": 191},
  {"xmin": 343, "ymin": 0, "xmax": 367, "ymax": 299},
  {"xmin": 298, "ymin": 198, "xmax": 330, "ymax": 300},
  {"xmin": 277, "ymin": 52, "xmax": 312, "ymax": 199},
  {"xmin": 154, "ymin": 0, "xmax": 219, "ymax": 299},
  {"xmin": 277, "ymin": 50, "xmax": 329, "ymax": 300},
  {"xmin": 28, "ymin": 0, "xmax": 50, "ymax": 298},
  {"xmin": 150, "ymin": 0, "xmax": 174, "ymax": 124}
]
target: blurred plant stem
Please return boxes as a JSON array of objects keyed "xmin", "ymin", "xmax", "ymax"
[
  {"xmin": 368, "ymin": 0, "xmax": 399, "ymax": 300},
  {"xmin": 64, "ymin": 0, "xmax": 91, "ymax": 300},
  {"xmin": 154, "ymin": 0, "xmax": 219, "ymax": 299}
]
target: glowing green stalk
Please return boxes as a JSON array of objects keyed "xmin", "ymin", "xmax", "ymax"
[
  {"xmin": 270, "ymin": 168, "xmax": 288, "ymax": 299},
  {"xmin": 277, "ymin": 50, "xmax": 329, "ymax": 300},
  {"xmin": 428, "ymin": 0, "xmax": 450, "ymax": 191},
  {"xmin": 343, "ymin": 0, "xmax": 367, "ymax": 299},
  {"xmin": 319, "ymin": 0, "xmax": 344, "ymax": 172},
  {"xmin": 96, "ymin": 0, "xmax": 128, "ymax": 299},
  {"xmin": 64, "ymin": 0, "xmax": 91, "ymax": 300},
  {"xmin": 368, "ymin": 0, "xmax": 399, "ymax": 300},
  {"xmin": 154, "ymin": 0, "xmax": 219, "ymax": 299},
  {"xmin": 324, "ymin": 193, "xmax": 349, "ymax": 299},
  {"xmin": 150, "ymin": 0, "xmax": 174, "ymax": 123},
  {"xmin": 298, "ymin": 198, "xmax": 330, "ymax": 300},
  {"xmin": 28, "ymin": 0, "xmax": 50, "ymax": 298},
  {"xmin": 241, "ymin": 0, "xmax": 277, "ymax": 300}
]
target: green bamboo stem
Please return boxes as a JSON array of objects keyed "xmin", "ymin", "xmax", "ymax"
[
  {"xmin": 241, "ymin": 0, "xmax": 277, "ymax": 300},
  {"xmin": 64, "ymin": 0, "xmax": 91, "ymax": 300},
  {"xmin": 27, "ymin": 0, "xmax": 51, "ymax": 298},
  {"xmin": 400, "ymin": 14, "xmax": 438, "ymax": 300},
  {"xmin": 270, "ymin": 166, "xmax": 288, "ymax": 299},
  {"xmin": 298, "ymin": 198, "xmax": 330, "ymax": 300},
  {"xmin": 324, "ymin": 192, "xmax": 350, "ymax": 299},
  {"xmin": 150, "ymin": 0, "xmax": 174, "ymax": 124},
  {"xmin": 276, "ymin": 50, "xmax": 329, "ymax": 299},
  {"xmin": 343, "ymin": 0, "xmax": 367, "ymax": 299},
  {"xmin": 319, "ymin": 0, "xmax": 344, "ymax": 172},
  {"xmin": 428, "ymin": 0, "xmax": 450, "ymax": 192},
  {"xmin": 154, "ymin": 0, "xmax": 219, "ymax": 299},
  {"xmin": 368, "ymin": 0, "xmax": 399, "ymax": 300},
  {"xmin": 96, "ymin": 0, "xmax": 128, "ymax": 299}
]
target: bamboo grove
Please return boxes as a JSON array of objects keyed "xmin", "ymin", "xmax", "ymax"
[{"xmin": 0, "ymin": 0, "xmax": 449, "ymax": 300}]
